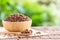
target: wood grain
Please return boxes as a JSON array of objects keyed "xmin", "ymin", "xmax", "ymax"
[{"xmin": 0, "ymin": 27, "xmax": 60, "ymax": 40}]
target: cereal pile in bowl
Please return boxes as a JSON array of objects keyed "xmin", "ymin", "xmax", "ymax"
[{"xmin": 4, "ymin": 14, "xmax": 30, "ymax": 22}]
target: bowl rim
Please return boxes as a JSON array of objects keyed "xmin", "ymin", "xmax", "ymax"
[{"xmin": 2, "ymin": 19, "xmax": 32, "ymax": 23}]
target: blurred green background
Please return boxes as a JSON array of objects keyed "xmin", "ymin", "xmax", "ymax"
[{"xmin": 0, "ymin": 0, "xmax": 60, "ymax": 26}]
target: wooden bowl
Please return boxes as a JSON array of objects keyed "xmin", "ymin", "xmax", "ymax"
[{"xmin": 2, "ymin": 20, "xmax": 32, "ymax": 32}]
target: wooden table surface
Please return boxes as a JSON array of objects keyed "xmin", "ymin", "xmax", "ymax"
[{"xmin": 0, "ymin": 27, "xmax": 60, "ymax": 40}]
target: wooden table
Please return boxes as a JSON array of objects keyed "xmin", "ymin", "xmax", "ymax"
[{"xmin": 0, "ymin": 27, "xmax": 60, "ymax": 40}]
